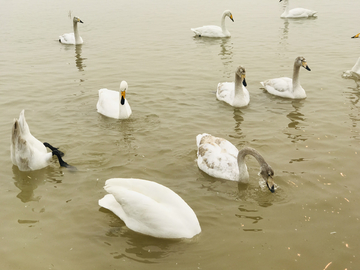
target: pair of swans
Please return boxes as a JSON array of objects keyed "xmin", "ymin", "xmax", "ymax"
[
  {"xmin": 280, "ymin": 0, "xmax": 317, "ymax": 18},
  {"xmin": 217, "ymin": 56, "xmax": 311, "ymax": 108},
  {"xmin": 59, "ymin": 16, "xmax": 84, "ymax": 45},
  {"xmin": 11, "ymin": 110, "xmax": 74, "ymax": 171}
]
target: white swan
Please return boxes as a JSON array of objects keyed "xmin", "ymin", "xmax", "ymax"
[
  {"xmin": 98, "ymin": 178, "xmax": 201, "ymax": 239},
  {"xmin": 196, "ymin": 133, "xmax": 275, "ymax": 192},
  {"xmin": 59, "ymin": 16, "xmax": 84, "ymax": 45},
  {"xmin": 97, "ymin": 81, "xmax": 132, "ymax": 119},
  {"xmin": 191, "ymin": 10, "xmax": 234, "ymax": 38},
  {"xmin": 11, "ymin": 110, "xmax": 73, "ymax": 171},
  {"xmin": 260, "ymin": 56, "xmax": 311, "ymax": 99},
  {"xmin": 280, "ymin": 0, "xmax": 317, "ymax": 18},
  {"xmin": 342, "ymin": 34, "xmax": 360, "ymax": 79},
  {"xmin": 217, "ymin": 66, "xmax": 249, "ymax": 107}
]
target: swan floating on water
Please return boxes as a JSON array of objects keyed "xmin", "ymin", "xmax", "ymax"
[
  {"xmin": 98, "ymin": 178, "xmax": 202, "ymax": 239},
  {"xmin": 217, "ymin": 66, "xmax": 249, "ymax": 108},
  {"xmin": 191, "ymin": 10, "xmax": 234, "ymax": 38},
  {"xmin": 97, "ymin": 81, "xmax": 132, "ymax": 119},
  {"xmin": 59, "ymin": 16, "xmax": 84, "ymax": 45},
  {"xmin": 196, "ymin": 133, "xmax": 275, "ymax": 192},
  {"xmin": 260, "ymin": 56, "xmax": 311, "ymax": 99},
  {"xmin": 11, "ymin": 110, "xmax": 74, "ymax": 171},
  {"xmin": 279, "ymin": 0, "xmax": 317, "ymax": 18},
  {"xmin": 342, "ymin": 34, "xmax": 360, "ymax": 80}
]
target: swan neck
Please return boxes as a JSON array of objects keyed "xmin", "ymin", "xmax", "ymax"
[
  {"xmin": 73, "ymin": 21, "xmax": 81, "ymax": 44},
  {"xmin": 284, "ymin": 0, "xmax": 290, "ymax": 14},
  {"xmin": 234, "ymin": 73, "xmax": 244, "ymax": 95},
  {"xmin": 237, "ymin": 147, "xmax": 268, "ymax": 170},
  {"xmin": 221, "ymin": 13, "xmax": 227, "ymax": 32},
  {"xmin": 292, "ymin": 63, "xmax": 301, "ymax": 90}
]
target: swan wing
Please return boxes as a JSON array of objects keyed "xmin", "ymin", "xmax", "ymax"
[
  {"xmin": 261, "ymin": 77, "xmax": 293, "ymax": 96},
  {"xmin": 196, "ymin": 134, "xmax": 239, "ymax": 180},
  {"xmin": 97, "ymin": 89, "xmax": 120, "ymax": 119},
  {"xmin": 283, "ymin": 8, "xmax": 317, "ymax": 18},
  {"xmin": 99, "ymin": 178, "xmax": 201, "ymax": 239},
  {"xmin": 216, "ymin": 82, "xmax": 234, "ymax": 105},
  {"xmin": 191, "ymin": 25, "xmax": 227, "ymax": 37}
]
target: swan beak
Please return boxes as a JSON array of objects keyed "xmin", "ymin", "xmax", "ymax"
[
  {"xmin": 351, "ymin": 33, "xmax": 360, "ymax": 38},
  {"xmin": 79, "ymin": 20, "xmax": 84, "ymax": 23},
  {"xmin": 242, "ymin": 76, "xmax": 247, "ymax": 87},
  {"xmin": 266, "ymin": 177, "xmax": 275, "ymax": 193},
  {"xmin": 302, "ymin": 62, "xmax": 311, "ymax": 71},
  {"xmin": 120, "ymin": 91, "xmax": 126, "ymax": 105},
  {"xmin": 230, "ymin": 15, "xmax": 234, "ymax": 22}
]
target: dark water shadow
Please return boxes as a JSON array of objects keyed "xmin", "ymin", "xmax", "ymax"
[{"xmin": 75, "ymin": 44, "xmax": 86, "ymax": 71}]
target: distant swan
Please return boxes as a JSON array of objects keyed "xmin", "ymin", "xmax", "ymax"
[
  {"xmin": 11, "ymin": 110, "xmax": 74, "ymax": 171},
  {"xmin": 217, "ymin": 66, "xmax": 249, "ymax": 107},
  {"xmin": 191, "ymin": 10, "xmax": 234, "ymax": 38},
  {"xmin": 98, "ymin": 178, "xmax": 201, "ymax": 239},
  {"xmin": 196, "ymin": 133, "xmax": 275, "ymax": 192},
  {"xmin": 342, "ymin": 34, "xmax": 360, "ymax": 80},
  {"xmin": 260, "ymin": 56, "xmax": 311, "ymax": 99},
  {"xmin": 59, "ymin": 16, "xmax": 84, "ymax": 45},
  {"xmin": 279, "ymin": 0, "xmax": 317, "ymax": 18},
  {"xmin": 97, "ymin": 80, "xmax": 132, "ymax": 119}
]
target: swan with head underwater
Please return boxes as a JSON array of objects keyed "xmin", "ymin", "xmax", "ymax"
[
  {"xmin": 217, "ymin": 66, "xmax": 249, "ymax": 107},
  {"xmin": 191, "ymin": 10, "xmax": 234, "ymax": 38},
  {"xmin": 59, "ymin": 16, "xmax": 84, "ymax": 45},
  {"xmin": 342, "ymin": 33, "xmax": 360, "ymax": 80},
  {"xmin": 260, "ymin": 56, "xmax": 311, "ymax": 99},
  {"xmin": 98, "ymin": 178, "xmax": 201, "ymax": 239},
  {"xmin": 196, "ymin": 133, "xmax": 275, "ymax": 192},
  {"xmin": 10, "ymin": 110, "xmax": 75, "ymax": 171},
  {"xmin": 97, "ymin": 80, "xmax": 132, "ymax": 119},
  {"xmin": 279, "ymin": 0, "xmax": 317, "ymax": 18}
]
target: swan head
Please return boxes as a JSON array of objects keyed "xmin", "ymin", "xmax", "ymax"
[
  {"xmin": 235, "ymin": 66, "xmax": 247, "ymax": 87},
  {"xmin": 73, "ymin": 16, "xmax": 83, "ymax": 24},
  {"xmin": 119, "ymin": 81, "xmax": 128, "ymax": 105},
  {"xmin": 296, "ymin": 56, "xmax": 311, "ymax": 71},
  {"xmin": 224, "ymin": 10, "xmax": 234, "ymax": 22},
  {"xmin": 259, "ymin": 164, "xmax": 275, "ymax": 193}
]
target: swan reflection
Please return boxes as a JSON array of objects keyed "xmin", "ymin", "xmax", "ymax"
[
  {"xmin": 75, "ymin": 44, "xmax": 86, "ymax": 71},
  {"xmin": 284, "ymin": 100, "xmax": 307, "ymax": 142}
]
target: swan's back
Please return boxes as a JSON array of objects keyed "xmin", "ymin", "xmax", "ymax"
[
  {"xmin": 99, "ymin": 178, "xmax": 201, "ymax": 239},
  {"xmin": 191, "ymin": 25, "xmax": 228, "ymax": 38},
  {"xmin": 281, "ymin": 8, "xmax": 317, "ymax": 18},
  {"xmin": 59, "ymin": 33, "xmax": 83, "ymax": 45},
  {"xmin": 196, "ymin": 133, "xmax": 239, "ymax": 181},
  {"xmin": 11, "ymin": 110, "xmax": 51, "ymax": 171}
]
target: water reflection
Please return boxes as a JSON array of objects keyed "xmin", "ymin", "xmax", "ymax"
[
  {"xmin": 12, "ymin": 166, "xmax": 62, "ymax": 203},
  {"xmin": 75, "ymin": 44, "xmax": 86, "ymax": 71},
  {"xmin": 284, "ymin": 100, "xmax": 307, "ymax": 143},
  {"xmin": 343, "ymin": 86, "xmax": 360, "ymax": 139},
  {"xmin": 229, "ymin": 108, "xmax": 246, "ymax": 142}
]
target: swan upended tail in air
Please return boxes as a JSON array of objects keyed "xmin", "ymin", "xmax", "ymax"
[
  {"xmin": 191, "ymin": 10, "xmax": 234, "ymax": 38},
  {"xmin": 11, "ymin": 110, "xmax": 74, "ymax": 171},
  {"xmin": 196, "ymin": 133, "xmax": 275, "ymax": 192},
  {"xmin": 279, "ymin": 0, "xmax": 317, "ymax": 18},
  {"xmin": 98, "ymin": 178, "xmax": 201, "ymax": 239},
  {"xmin": 260, "ymin": 56, "xmax": 311, "ymax": 99},
  {"xmin": 97, "ymin": 80, "xmax": 132, "ymax": 119},
  {"xmin": 59, "ymin": 16, "xmax": 84, "ymax": 45},
  {"xmin": 217, "ymin": 66, "xmax": 250, "ymax": 108}
]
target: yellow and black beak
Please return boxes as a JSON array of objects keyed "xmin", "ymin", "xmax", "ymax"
[
  {"xmin": 120, "ymin": 91, "xmax": 126, "ymax": 105},
  {"xmin": 230, "ymin": 14, "xmax": 234, "ymax": 22},
  {"xmin": 242, "ymin": 74, "xmax": 247, "ymax": 87},
  {"xmin": 351, "ymin": 33, "xmax": 360, "ymax": 38},
  {"xmin": 302, "ymin": 61, "xmax": 311, "ymax": 71},
  {"xmin": 266, "ymin": 176, "xmax": 275, "ymax": 193}
]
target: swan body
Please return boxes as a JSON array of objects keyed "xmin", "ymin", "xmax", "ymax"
[
  {"xmin": 10, "ymin": 110, "xmax": 71, "ymax": 171},
  {"xmin": 59, "ymin": 16, "xmax": 84, "ymax": 45},
  {"xmin": 97, "ymin": 81, "xmax": 132, "ymax": 119},
  {"xmin": 343, "ymin": 57, "xmax": 360, "ymax": 80},
  {"xmin": 191, "ymin": 10, "xmax": 234, "ymax": 38},
  {"xmin": 217, "ymin": 66, "xmax": 249, "ymax": 107},
  {"xmin": 196, "ymin": 133, "xmax": 275, "ymax": 192},
  {"xmin": 98, "ymin": 178, "xmax": 201, "ymax": 239},
  {"xmin": 260, "ymin": 56, "xmax": 311, "ymax": 99},
  {"xmin": 280, "ymin": 0, "xmax": 317, "ymax": 18}
]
